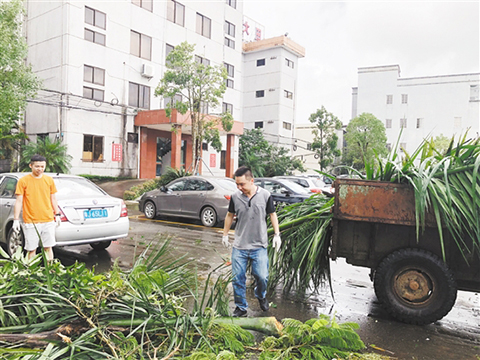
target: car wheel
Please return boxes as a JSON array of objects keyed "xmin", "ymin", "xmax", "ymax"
[
  {"xmin": 200, "ymin": 206, "xmax": 217, "ymax": 227},
  {"xmin": 374, "ymin": 248, "xmax": 457, "ymax": 325},
  {"xmin": 143, "ymin": 201, "xmax": 157, "ymax": 219},
  {"xmin": 90, "ymin": 240, "xmax": 112, "ymax": 250},
  {"xmin": 6, "ymin": 227, "xmax": 24, "ymax": 256}
]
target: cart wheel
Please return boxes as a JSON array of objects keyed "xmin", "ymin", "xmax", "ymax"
[{"xmin": 374, "ymin": 248, "xmax": 457, "ymax": 325}]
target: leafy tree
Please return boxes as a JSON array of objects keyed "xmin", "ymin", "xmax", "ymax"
[
  {"xmin": 309, "ymin": 106, "xmax": 343, "ymax": 170},
  {"xmin": 155, "ymin": 42, "xmax": 233, "ymax": 173},
  {"xmin": 0, "ymin": 0, "xmax": 41, "ymax": 161},
  {"xmin": 431, "ymin": 133, "xmax": 451, "ymax": 155},
  {"xmin": 239, "ymin": 128, "xmax": 305, "ymax": 177},
  {"xmin": 343, "ymin": 113, "xmax": 388, "ymax": 169},
  {"xmin": 19, "ymin": 137, "xmax": 72, "ymax": 173}
]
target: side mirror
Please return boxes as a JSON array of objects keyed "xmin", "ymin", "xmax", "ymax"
[
  {"xmin": 280, "ymin": 189, "xmax": 291, "ymax": 196},
  {"xmin": 160, "ymin": 186, "xmax": 167, "ymax": 192}
]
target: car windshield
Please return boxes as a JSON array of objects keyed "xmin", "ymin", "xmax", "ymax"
[
  {"xmin": 216, "ymin": 178, "xmax": 237, "ymax": 191},
  {"xmin": 276, "ymin": 179, "xmax": 311, "ymax": 194},
  {"xmin": 54, "ymin": 177, "xmax": 106, "ymax": 200}
]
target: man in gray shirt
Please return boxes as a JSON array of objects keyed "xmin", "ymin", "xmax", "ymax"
[{"xmin": 222, "ymin": 166, "xmax": 281, "ymax": 317}]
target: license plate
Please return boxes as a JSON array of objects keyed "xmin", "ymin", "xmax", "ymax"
[{"xmin": 84, "ymin": 209, "xmax": 108, "ymax": 219}]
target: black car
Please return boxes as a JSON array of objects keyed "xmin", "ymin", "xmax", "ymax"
[{"xmin": 254, "ymin": 178, "xmax": 312, "ymax": 205}]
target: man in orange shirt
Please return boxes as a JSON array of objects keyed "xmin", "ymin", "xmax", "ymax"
[{"xmin": 13, "ymin": 155, "xmax": 60, "ymax": 260}]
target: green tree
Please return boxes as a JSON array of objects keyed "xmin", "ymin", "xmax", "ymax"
[
  {"xmin": 343, "ymin": 113, "xmax": 388, "ymax": 169},
  {"xmin": 155, "ymin": 42, "xmax": 233, "ymax": 173},
  {"xmin": 239, "ymin": 128, "xmax": 305, "ymax": 177},
  {"xmin": 19, "ymin": 137, "xmax": 72, "ymax": 173},
  {"xmin": 309, "ymin": 106, "xmax": 343, "ymax": 170},
  {"xmin": 0, "ymin": 0, "xmax": 41, "ymax": 161},
  {"xmin": 431, "ymin": 133, "xmax": 451, "ymax": 155}
]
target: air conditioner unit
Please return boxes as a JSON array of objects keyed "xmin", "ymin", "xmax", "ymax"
[{"xmin": 141, "ymin": 64, "xmax": 154, "ymax": 78}]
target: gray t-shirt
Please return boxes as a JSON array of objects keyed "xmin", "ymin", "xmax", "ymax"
[{"xmin": 228, "ymin": 186, "xmax": 275, "ymax": 250}]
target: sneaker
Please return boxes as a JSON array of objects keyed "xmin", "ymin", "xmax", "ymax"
[
  {"xmin": 232, "ymin": 307, "xmax": 247, "ymax": 317},
  {"xmin": 258, "ymin": 297, "xmax": 269, "ymax": 311}
]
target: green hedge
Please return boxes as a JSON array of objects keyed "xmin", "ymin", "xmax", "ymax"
[{"xmin": 124, "ymin": 178, "xmax": 162, "ymax": 200}]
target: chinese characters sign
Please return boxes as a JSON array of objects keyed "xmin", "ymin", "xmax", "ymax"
[{"xmin": 112, "ymin": 143, "xmax": 122, "ymax": 162}]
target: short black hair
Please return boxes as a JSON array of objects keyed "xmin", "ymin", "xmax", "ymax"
[
  {"xmin": 234, "ymin": 166, "xmax": 253, "ymax": 179},
  {"xmin": 30, "ymin": 154, "xmax": 46, "ymax": 163}
]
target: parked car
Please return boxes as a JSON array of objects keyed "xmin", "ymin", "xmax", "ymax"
[
  {"xmin": 139, "ymin": 176, "xmax": 237, "ymax": 227},
  {"xmin": 276, "ymin": 175, "xmax": 334, "ymax": 197},
  {"xmin": 254, "ymin": 178, "xmax": 312, "ymax": 205},
  {"xmin": 0, "ymin": 173, "xmax": 129, "ymax": 256}
]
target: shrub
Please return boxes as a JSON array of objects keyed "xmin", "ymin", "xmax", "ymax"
[{"xmin": 124, "ymin": 178, "xmax": 161, "ymax": 200}]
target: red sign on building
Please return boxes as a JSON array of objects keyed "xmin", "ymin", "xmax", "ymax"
[
  {"xmin": 112, "ymin": 143, "xmax": 122, "ymax": 162},
  {"xmin": 210, "ymin": 153, "xmax": 216, "ymax": 168}
]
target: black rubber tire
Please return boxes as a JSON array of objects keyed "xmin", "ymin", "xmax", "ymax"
[
  {"xmin": 143, "ymin": 201, "xmax": 157, "ymax": 219},
  {"xmin": 200, "ymin": 206, "xmax": 217, "ymax": 227},
  {"xmin": 90, "ymin": 240, "xmax": 112, "ymax": 250},
  {"xmin": 374, "ymin": 248, "xmax": 457, "ymax": 325},
  {"xmin": 6, "ymin": 227, "xmax": 24, "ymax": 256}
]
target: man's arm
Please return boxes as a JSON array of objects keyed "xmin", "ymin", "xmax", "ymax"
[
  {"xmin": 223, "ymin": 212, "xmax": 235, "ymax": 236},
  {"xmin": 51, "ymin": 193, "xmax": 59, "ymax": 215},
  {"xmin": 269, "ymin": 212, "xmax": 280, "ymax": 235},
  {"xmin": 13, "ymin": 195, "xmax": 23, "ymax": 220}
]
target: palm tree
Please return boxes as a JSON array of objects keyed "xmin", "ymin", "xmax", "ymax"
[{"xmin": 19, "ymin": 136, "xmax": 72, "ymax": 173}]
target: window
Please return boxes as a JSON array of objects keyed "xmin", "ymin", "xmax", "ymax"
[
  {"xmin": 127, "ymin": 132, "xmax": 139, "ymax": 143},
  {"xmin": 164, "ymin": 94, "xmax": 182, "ymax": 108},
  {"xmin": 196, "ymin": 13, "xmax": 211, "ymax": 38},
  {"xmin": 195, "ymin": 55, "xmax": 210, "ymax": 66},
  {"xmin": 222, "ymin": 102, "xmax": 233, "ymax": 115},
  {"xmin": 202, "ymin": 143, "xmax": 208, "ymax": 151},
  {"xmin": 0, "ymin": 177, "xmax": 17, "ymax": 198},
  {"xmin": 284, "ymin": 90, "xmax": 293, "ymax": 99},
  {"xmin": 224, "ymin": 37, "xmax": 235, "ymax": 49},
  {"xmin": 129, "ymin": 82, "xmax": 150, "ymax": 109},
  {"xmin": 226, "ymin": 79, "xmax": 234, "ymax": 88},
  {"xmin": 84, "ymin": 65, "xmax": 105, "ymax": 85},
  {"xmin": 256, "ymin": 90, "xmax": 265, "ymax": 98},
  {"xmin": 225, "ymin": 0, "xmax": 236, "ymax": 8},
  {"xmin": 84, "ymin": 28, "xmax": 105, "ymax": 45},
  {"xmin": 285, "ymin": 58, "xmax": 294, "ymax": 68},
  {"xmin": 254, "ymin": 121, "xmax": 263, "ymax": 129},
  {"xmin": 416, "ymin": 118, "xmax": 423, "ymax": 129},
  {"xmin": 130, "ymin": 31, "xmax": 152, "ymax": 60},
  {"xmin": 256, "ymin": 58, "xmax": 265, "ymax": 66},
  {"xmin": 306, "ymin": 143, "xmax": 312, "ymax": 150},
  {"xmin": 167, "ymin": 0, "xmax": 185, "ymax": 26},
  {"xmin": 167, "ymin": 180, "xmax": 185, "ymax": 192},
  {"xmin": 224, "ymin": 63, "xmax": 234, "ymax": 77},
  {"xmin": 132, "ymin": 0, "xmax": 152, "ymax": 11},
  {"xmin": 400, "ymin": 118, "xmax": 407, "ymax": 128},
  {"xmin": 185, "ymin": 179, "xmax": 209, "ymax": 191},
  {"xmin": 470, "ymin": 85, "xmax": 479, "ymax": 101},
  {"xmin": 386, "ymin": 143, "xmax": 392, "ymax": 152},
  {"xmin": 83, "ymin": 87, "xmax": 104, "ymax": 101},
  {"xmin": 83, "ymin": 135, "xmax": 104, "ymax": 162},
  {"xmin": 283, "ymin": 122, "xmax": 292, "ymax": 130},
  {"xmin": 220, "ymin": 150, "xmax": 226, "ymax": 170},
  {"xmin": 225, "ymin": 21, "xmax": 235, "ymax": 37},
  {"xmin": 85, "ymin": 7, "xmax": 106, "ymax": 29},
  {"xmin": 402, "ymin": 94, "xmax": 408, "ymax": 104},
  {"xmin": 385, "ymin": 119, "xmax": 392, "ymax": 128},
  {"xmin": 386, "ymin": 95, "xmax": 393, "ymax": 104}
]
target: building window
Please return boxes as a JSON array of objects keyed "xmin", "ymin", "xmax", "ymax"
[
  {"xmin": 83, "ymin": 87, "xmax": 104, "ymax": 101},
  {"xmin": 224, "ymin": 63, "xmax": 234, "ymax": 77},
  {"xmin": 225, "ymin": 21, "xmax": 235, "ymax": 37},
  {"xmin": 224, "ymin": 37, "xmax": 235, "ymax": 49},
  {"xmin": 84, "ymin": 65, "xmax": 105, "ymax": 85},
  {"xmin": 385, "ymin": 119, "xmax": 392, "ymax": 128},
  {"xmin": 129, "ymin": 82, "xmax": 150, "ymax": 109},
  {"xmin": 225, "ymin": 0, "xmax": 236, "ymax": 8},
  {"xmin": 164, "ymin": 94, "xmax": 182, "ymax": 108},
  {"xmin": 470, "ymin": 85, "xmax": 479, "ymax": 101},
  {"xmin": 285, "ymin": 58, "xmax": 294, "ymax": 68},
  {"xmin": 256, "ymin": 58, "xmax": 265, "ymax": 67},
  {"xmin": 386, "ymin": 143, "xmax": 392, "ymax": 151},
  {"xmin": 386, "ymin": 94, "xmax": 393, "ymax": 104},
  {"xmin": 416, "ymin": 118, "xmax": 423, "ymax": 129},
  {"xmin": 167, "ymin": 0, "xmax": 185, "ymax": 26},
  {"xmin": 196, "ymin": 13, "xmax": 211, "ymax": 38},
  {"xmin": 283, "ymin": 122, "xmax": 292, "ymax": 130},
  {"xmin": 130, "ymin": 31, "xmax": 152, "ymax": 60},
  {"xmin": 402, "ymin": 94, "xmax": 408, "ymax": 104},
  {"xmin": 307, "ymin": 143, "xmax": 312, "ymax": 150},
  {"xmin": 85, "ymin": 7, "xmax": 106, "ymax": 29},
  {"xmin": 127, "ymin": 132, "xmax": 139, "ymax": 143},
  {"xmin": 256, "ymin": 90, "xmax": 265, "ymax": 98},
  {"xmin": 84, "ymin": 28, "xmax": 105, "ymax": 45},
  {"xmin": 202, "ymin": 143, "xmax": 208, "ymax": 151},
  {"xmin": 400, "ymin": 118, "xmax": 407, "ymax": 128},
  {"xmin": 132, "ymin": 0, "xmax": 152, "ymax": 11},
  {"xmin": 254, "ymin": 121, "xmax": 263, "ymax": 129},
  {"xmin": 226, "ymin": 79, "xmax": 234, "ymax": 88},
  {"xmin": 284, "ymin": 90, "xmax": 293, "ymax": 99},
  {"xmin": 195, "ymin": 55, "xmax": 210, "ymax": 66},
  {"xmin": 220, "ymin": 150, "xmax": 226, "ymax": 170},
  {"xmin": 222, "ymin": 102, "xmax": 233, "ymax": 115},
  {"xmin": 83, "ymin": 135, "xmax": 104, "ymax": 162}
]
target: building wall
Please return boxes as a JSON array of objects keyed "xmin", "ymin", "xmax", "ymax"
[{"xmin": 353, "ymin": 65, "xmax": 480, "ymax": 154}]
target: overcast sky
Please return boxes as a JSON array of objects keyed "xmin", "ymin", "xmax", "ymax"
[{"xmin": 243, "ymin": 1, "xmax": 480, "ymax": 125}]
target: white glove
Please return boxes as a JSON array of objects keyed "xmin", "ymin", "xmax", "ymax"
[
  {"xmin": 12, "ymin": 220, "xmax": 20, "ymax": 234},
  {"xmin": 222, "ymin": 235, "xmax": 230, "ymax": 248},
  {"xmin": 55, "ymin": 215, "xmax": 61, "ymax": 227},
  {"xmin": 273, "ymin": 234, "xmax": 281, "ymax": 252}
]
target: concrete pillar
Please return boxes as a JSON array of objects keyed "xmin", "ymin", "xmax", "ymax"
[
  {"xmin": 226, "ymin": 134, "xmax": 235, "ymax": 178},
  {"xmin": 170, "ymin": 124, "xmax": 182, "ymax": 170}
]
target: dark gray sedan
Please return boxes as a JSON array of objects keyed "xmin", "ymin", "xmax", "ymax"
[{"xmin": 138, "ymin": 176, "xmax": 237, "ymax": 227}]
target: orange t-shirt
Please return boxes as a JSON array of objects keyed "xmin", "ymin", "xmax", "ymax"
[{"xmin": 15, "ymin": 174, "xmax": 57, "ymax": 223}]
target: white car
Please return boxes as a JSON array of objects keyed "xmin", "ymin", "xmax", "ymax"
[{"xmin": 0, "ymin": 173, "xmax": 129, "ymax": 255}]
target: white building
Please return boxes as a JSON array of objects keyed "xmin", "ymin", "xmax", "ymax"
[{"xmin": 352, "ymin": 65, "xmax": 480, "ymax": 154}]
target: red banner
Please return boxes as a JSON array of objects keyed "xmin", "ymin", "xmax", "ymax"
[
  {"xmin": 112, "ymin": 143, "xmax": 122, "ymax": 162},
  {"xmin": 210, "ymin": 154, "xmax": 216, "ymax": 168}
]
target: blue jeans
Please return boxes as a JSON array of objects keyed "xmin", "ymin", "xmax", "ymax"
[{"xmin": 231, "ymin": 247, "xmax": 269, "ymax": 311}]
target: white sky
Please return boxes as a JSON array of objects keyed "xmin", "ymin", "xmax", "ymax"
[{"xmin": 243, "ymin": 1, "xmax": 480, "ymax": 125}]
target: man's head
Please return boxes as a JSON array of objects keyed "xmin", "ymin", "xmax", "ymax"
[
  {"xmin": 29, "ymin": 154, "xmax": 47, "ymax": 177},
  {"xmin": 234, "ymin": 166, "xmax": 255, "ymax": 195}
]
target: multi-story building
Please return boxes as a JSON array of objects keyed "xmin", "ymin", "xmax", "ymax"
[{"xmin": 351, "ymin": 65, "xmax": 480, "ymax": 154}]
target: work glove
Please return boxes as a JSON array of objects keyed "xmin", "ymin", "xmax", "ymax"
[
  {"xmin": 55, "ymin": 215, "xmax": 61, "ymax": 227},
  {"xmin": 222, "ymin": 235, "xmax": 230, "ymax": 248},
  {"xmin": 12, "ymin": 220, "xmax": 20, "ymax": 234},
  {"xmin": 273, "ymin": 234, "xmax": 282, "ymax": 252}
]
